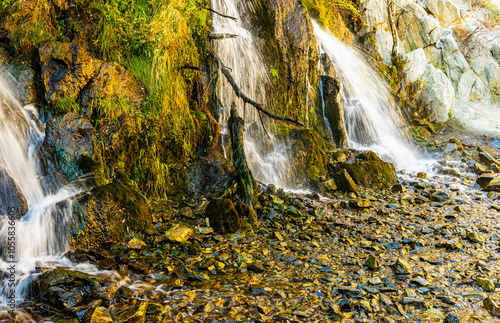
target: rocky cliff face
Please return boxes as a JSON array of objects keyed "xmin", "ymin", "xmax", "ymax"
[{"xmin": 357, "ymin": 0, "xmax": 500, "ymax": 125}]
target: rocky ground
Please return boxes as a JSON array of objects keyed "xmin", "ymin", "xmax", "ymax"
[{"xmin": 3, "ymin": 124, "xmax": 500, "ymax": 323}]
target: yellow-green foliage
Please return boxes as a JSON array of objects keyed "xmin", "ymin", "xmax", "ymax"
[
  {"xmin": 87, "ymin": 0, "xmax": 211, "ymax": 196},
  {"xmin": 300, "ymin": 0, "xmax": 361, "ymax": 41}
]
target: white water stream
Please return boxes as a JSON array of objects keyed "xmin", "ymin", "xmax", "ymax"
[
  {"xmin": 313, "ymin": 21, "xmax": 421, "ymax": 170},
  {"xmin": 0, "ymin": 76, "xmax": 84, "ymax": 305},
  {"xmin": 211, "ymin": 0, "xmax": 294, "ymax": 187}
]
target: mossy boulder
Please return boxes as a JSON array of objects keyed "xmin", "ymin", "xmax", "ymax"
[
  {"xmin": 40, "ymin": 112, "xmax": 97, "ymax": 183},
  {"xmin": 27, "ymin": 268, "xmax": 106, "ymax": 310},
  {"xmin": 0, "ymin": 167, "xmax": 27, "ymax": 218},
  {"xmin": 71, "ymin": 183, "xmax": 151, "ymax": 249},
  {"xmin": 205, "ymin": 198, "xmax": 242, "ymax": 234},
  {"xmin": 331, "ymin": 151, "xmax": 397, "ymax": 190},
  {"xmin": 334, "ymin": 168, "xmax": 358, "ymax": 193}
]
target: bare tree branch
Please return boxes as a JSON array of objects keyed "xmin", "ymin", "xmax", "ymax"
[
  {"xmin": 195, "ymin": 0, "xmax": 238, "ymax": 21},
  {"xmin": 212, "ymin": 53, "xmax": 305, "ymax": 127},
  {"xmin": 209, "ymin": 33, "xmax": 238, "ymax": 40}
]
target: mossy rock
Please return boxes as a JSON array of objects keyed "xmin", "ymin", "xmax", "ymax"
[
  {"xmin": 205, "ymin": 198, "xmax": 242, "ymax": 234},
  {"xmin": 71, "ymin": 183, "xmax": 151, "ymax": 249},
  {"xmin": 289, "ymin": 128, "xmax": 331, "ymax": 182},
  {"xmin": 27, "ymin": 268, "xmax": 106, "ymax": 310},
  {"xmin": 333, "ymin": 151, "xmax": 397, "ymax": 190}
]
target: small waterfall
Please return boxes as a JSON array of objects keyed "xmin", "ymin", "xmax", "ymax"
[
  {"xmin": 211, "ymin": 0, "xmax": 293, "ymax": 187},
  {"xmin": 0, "ymin": 75, "xmax": 81, "ymax": 302},
  {"xmin": 312, "ymin": 21, "xmax": 419, "ymax": 169}
]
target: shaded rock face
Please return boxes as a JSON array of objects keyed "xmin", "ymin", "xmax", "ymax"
[
  {"xmin": 71, "ymin": 183, "xmax": 151, "ymax": 249},
  {"xmin": 289, "ymin": 129, "xmax": 330, "ymax": 182},
  {"xmin": 332, "ymin": 151, "xmax": 397, "ymax": 190},
  {"xmin": 320, "ymin": 75, "xmax": 347, "ymax": 148},
  {"xmin": 27, "ymin": 268, "xmax": 106, "ymax": 310},
  {"xmin": 39, "ymin": 41, "xmax": 146, "ymax": 115},
  {"xmin": 205, "ymin": 198, "xmax": 241, "ymax": 234},
  {"xmin": 39, "ymin": 41, "xmax": 102, "ymax": 104},
  {"xmin": 0, "ymin": 168, "xmax": 27, "ymax": 218},
  {"xmin": 188, "ymin": 151, "xmax": 233, "ymax": 196},
  {"xmin": 0, "ymin": 48, "xmax": 37, "ymax": 106},
  {"xmin": 40, "ymin": 112, "xmax": 96, "ymax": 182}
]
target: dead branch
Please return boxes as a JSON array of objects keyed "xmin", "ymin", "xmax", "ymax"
[
  {"xmin": 180, "ymin": 65, "xmax": 202, "ymax": 71},
  {"xmin": 212, "ymin": 53, "xmax": 305, "ymax": 127},
  {"xmin": 195, "ymin": 0, "xmax": 238, "ymax": 21},
  {"xmin": 209, "ymin": 33, "xmax": 238, "ymax": 40}
]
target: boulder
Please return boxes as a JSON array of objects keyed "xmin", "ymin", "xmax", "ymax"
[
  {"xmin": 0, "ymin": 168, "xmax": 28, "ymax": 218},
  {"xmin": 204, "ymin": 198, "xmax": 241, "ymax": 234},
  {"xmin": 320, "ymin": 75, "xmax": 347, "ymax": 148},
  {"xmin": 165, "ymin": 224, "xmax": 194, "ymax": 243},
  {"xmin": 70, "ymin": 183, "xmax": 152, "ymax": 249},
  {"xmin": 424, "ymin": 0, "xmax": 461, "ymax": 25},
  {"xmin": 188, "ymin": 151, "xmax": 232, "ymax": 195},
  {"xmin": 334, "ymin": 151, "xmax": 397, "ymax": 190},
  {"xmin": 290, "ymin": 129, "xmax": 330, "ymax": 182},
  {"xmin": 402, "ymin": 48, "xmax": 428, "ymax": 85},
  {"xmin": 333, "ymin": 168, "xmax": 358, "ymax": 194},
  {"xmin": 40, "ymin": 112, "xmax": 96, "ymax": 182},
  {"xmin": 418, "ymin": 64, "xmax": 455, "ymax": 122},
  {"xmin": 27, "ymin": 268, "xmax": 106, "ymax": 310}
]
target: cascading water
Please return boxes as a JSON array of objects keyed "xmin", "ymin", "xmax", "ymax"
[
  {"xmin": 211, "ymin": 0, "xmax": 294, "ymax": 187},
  {"xmin": 0, "ymin": 75, "xmax": 82, "ymax": 304},
  {"xmin": 312, "ymin": 21, "xmax": 420, "ymax": 170}
]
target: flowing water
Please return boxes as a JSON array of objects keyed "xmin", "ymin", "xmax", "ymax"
[
  {"xmin": 211, "ymin": 0, "xmax": 294, "ymax": 187},
  {"xmin": 0, "ymin": 76, "xmax": 83, "ymax": 304},
  {"xmin": 312, "ymin": 21, "xmax": 420, "ymax": 170}
]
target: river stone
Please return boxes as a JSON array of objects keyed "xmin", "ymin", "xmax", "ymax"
[
  {"xmin": 425, "ymin": 0, "xmax": 461, "ymax": 24},
  {"xmin": 28, "ymin": 268, "xmax": 106, "ymax": 310},
  {"xmin": 127, "ymin": 237, "xmax": 146, "ymax": 249},
  {"xmin": 477, "ymin": 277, "xmax": 495, "ymax": 291},
  {"xmin": 0, "ymin": 167, "xmax": 28, "ymax": 218},
  {"xmin": 205, "ymin": 198, "xmax": 241, "ymax": 234},
  {"xmin": 485, "ymin": 177, "xmax": 500, "ymax": 192},
  {"xmin": 40, "ymin": 112, "xmax": 96, "ymax": 182},
  {"xmin": 479, "ymin": 151, "xmax": 500, "ymax": 167},
  {"xmin": 320, "ymin": 75, "xmax": 347, "ymax": 148},
  {"xmin": 165, "ymin": 224, "xmax": 194, "ymax": 243},
  {"xmin": 111, "ymin": 301, "xmax": 148, "ymax": 323},
  {"xmin": 484, "ymin": 297, "xmax": 500, "ymax": 316},
  {"xmin": 90, "ymin": 307, "xmax": 113, "ymax": 323},
  {"xmin": 393, "ymin": 258, "xmax": 412, "ymax": 275},
  {"xmin": 335, "ymin": 151, "xmax": 397, "ymax": 190},
  {"xmin": 366, "ymin": 255, "xmax": 380, "ymax": 269}
]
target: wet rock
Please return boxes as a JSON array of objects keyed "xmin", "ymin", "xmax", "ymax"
[
  {"xmin": 0, "ymin": 167, "xmax": 28, "ymax": 218},
  {"xmin": 248, "ymin": 262, "xmax": 265, "ymax": 273},
  {"xmin": 393, "ymin": 258, "xmax": 412, "ymax": 275},
  {"xmin": 188, "ymin": 152, "xmax": 233, "ymax": 196},
  {"xmin": 28, "ymin": 268, "xmax": 106, "ymax": 310},
  {"xmin": 71, "ymin": 183, "xmax": 151, "ymax": 249},
  {"xmin": 485, "ymin": 177, "xmax": 500, "ymax": 192},
  {"xmin": 466, "ymin": 231, "xmax": 484, "ymax": 243},
  {"xmin": 484, "ymin": 297, "xmax": 500, "ymax": 316},
  {"xmin": 127, "ymin": 237, "xmax": 146, "ymax": 250},
  {"xmin": 39, "ymin": 41, "xmax": 102, "ymax": 104},
  {"xmin": 334, "ymin": 169, "xmax": 358, "ymax": 193},
  {"xmin": 479, "ymin": 151, "xmax": 500, "ymax": 167},
  {"xmin": 391, "ymin": 183, "xmax": 406, "ymax": 193},
  {"xmin": 444, "ymin": 312, "xmax": 460, "ymax": 323},
  {"xmin": 335, "ymin": 151, "xmax": 397, "ymax": 190},
  {"xmin": 320, "ymin": 76, "xmax": 347, "ymax": 148},
  {"xmin": 476, "ymin": 173, "xmax": 498, "ymax": 188},
  {"xmin": 349, "ymin": 199, "xmax": 371, "ymax": 208},
  {"xmin": 205, "ymin": 198, "xmax": 241, "ymax": 234},
  {"xmin": 165, "ymin": 224, "xmax": 194, "ymax": 243},
  {"xmin": 110, "ymin": 301, "xmax": 148, "ymax": 322},
  {"xmin": 337, "ymin": 286, "xmax": 364, "ymax": 297},
  {"xmin": 90, "ymin": 307, "xmax": 113, "ymax": 323},
  {"xmin": 477, "ymin": 277, "xmax": 495, "ymax": 292},
  {"xmin": 366, "ymin": 255, "xmax": 380, "ymax": 269},
  {"xmin": 40, "ymin": 112, "xmax": 96, "ymax": 183},
  {"xmin": 417, "ymin": 172, "xmax": 427, "ymax": 179},
  {"xmin": 411, "ymin": 276, "xmax": 429, "ymax": 287}
]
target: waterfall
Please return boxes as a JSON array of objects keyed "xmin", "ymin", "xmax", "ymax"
[
  {"xmin": 312, "ymin": 21, "xmax": 419, "ymax": 170},
  {"xmin": 211, "ymin": 0, "xmax": 294, "ymax": 187},
  {"xmin": 0, "ymin": 75, "xmax": 81, "ymax": 302}
]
